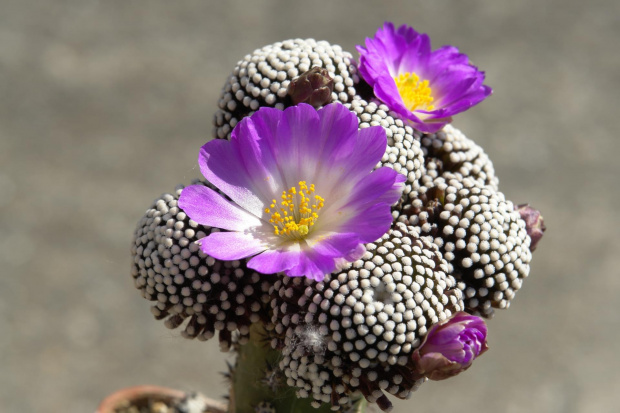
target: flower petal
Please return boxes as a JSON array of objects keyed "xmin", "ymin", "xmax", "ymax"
[
  {"xmin": 335, "ymin": 203, "xmax": 394, "ymax": 243},
  {"xmin": 268, "ymin": 103, "xmax": 322, "ymax": 188},
  {"xmin": 247, "ymin": 246, "xmax": 301, "ymax": 275},
  {"xmin": 316, "ymin": 103, "xmax": 361, "ymax": 168},
  {"xmin": 229, "ymin": 110, "xmax": 282, "ymax": 201},
  {"xmin": 318, "ymin": 167, "xmax": 404, "ymax": 232},
  {"xmin": 247, "ymin": 232, "xmax": 364, "ymax": 282},
  {"xmin": 198, "ymin": 139, "xmax": 266, "ymax": 217},
  {"xmin": 247, "ymin": 243, "xmax": 330, "ymax": 281},
  {"xmin": 289, "ymin": 233, "xmax": 362, "ymax": 281},
  {"xmin": 338, "ymin": 125, "xmax": 388, "ymax": 183},
  {"xmin": 199, "ymin": 231, "xmax": 267, "ymax": 260},
  {"xmin": 345, "ymin": 167, "xmax": 406, "ymax": 208},
  {"xmin": 178, "ymin": 184, "xmax": 262, "ymax": 231},
  {"xmin": 310, "ymin": 105, "xmax": 380, "ymax": 193},
  {"xmin": 309, "ymin": 232, "xmax": 363, "ymax": 260},
  {"xmin": 270, "ymin": 103, "xmax": 360, "ymax": 188},
  {"xmin": 373, "ymin": 74, "xmax": 407, "ymax": 110},
  {"xmin": 285, "ymin": 250, "xmax": 333, "ymax": 281},
  {"xmin": 397, "ymin": 33, "xmax": 432, "ymax": 76}
]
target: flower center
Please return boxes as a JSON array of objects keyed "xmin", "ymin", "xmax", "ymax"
[
  {"xmin": 265, "ymin": 181, "xmax": 324, "ymax": 240},
  {"xmin": 394, "ymin": 72, "xmax": 435, "ymax": 111}
]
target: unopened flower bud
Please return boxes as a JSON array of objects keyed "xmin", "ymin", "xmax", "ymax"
[
  {"xmin": 516, "ymin": 204, "xmax": 546, "ymax": 251},
  {"xmin": 287, "ymin": 67, "xmax": 334, "ymax": 108},
  {"xmin": 412, "ymin": 312, "xmax": 488, "ymax": 381}
]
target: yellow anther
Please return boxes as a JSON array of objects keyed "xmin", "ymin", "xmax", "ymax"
[
  {"xmin": 267, "ymin": 181, "xmax": 325, "ymax": 239},
  {"xmin": 395, "ymin": 72, "xmax": 435, "ymax": 112}
]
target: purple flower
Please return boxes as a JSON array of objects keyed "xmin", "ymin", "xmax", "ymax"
[
  {"xmin": 357, "ymin": 22, "xmax": 492, "ymax": 133},
  {"xmin": 179, "ymin": 103, "xmax": 405, "ymax": 282},
  {"xmin": 412, "ymin": 312, "xmax": 488, "ymax": 380}
]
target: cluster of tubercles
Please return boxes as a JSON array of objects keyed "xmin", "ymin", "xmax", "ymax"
[{"xmin": 131, "ymin": 36, "xmax": 543, "ymax": 413}]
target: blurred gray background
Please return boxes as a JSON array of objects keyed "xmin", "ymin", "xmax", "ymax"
[{"xmin": 1, "ymin": 0, "xmax": 618, "ymax": 412}]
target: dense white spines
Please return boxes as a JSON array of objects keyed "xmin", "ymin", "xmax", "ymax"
[
  {"xmin": 214, "ymin": 39, "xmax": 359, "ymax": 140},
  {"xmin": 269, "ymin": 223, "xmax": 463, "ymax": 409},
  {"xmin": 419, "ymin": 124, "xmax": 499, "ymax": 191},
  {"xmin": 396, "ymin": 176, "xmax": 531, "ymax": 316},
  {"xmin": 130, "ymin": 181, "xmax": 276, "ymax": 350}
]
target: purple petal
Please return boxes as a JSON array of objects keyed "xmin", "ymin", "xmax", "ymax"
[
  {"xmin": 197, "ymin": 106, "xmax": 295, "ymax": 218},
  {"xmin": 397, "ymin": 33, "xmax": 432, "ymax": 75},
  {"xmin": 355, "ymin": 53, "xmax": 377, "ymax": 87},
  {"xmin": 247, "ymin": 246, "xmax": 301, "ymax": 275},
  {"xmin": 316, "ymin": 103, "xmax": 361, "ymax": 167},
  {"xmin": 319, "ymin": 167, "xmax": 404, "ymax": 233},
  {"xmin": 412, "ymin": 118, "xmax": 451, "ymax": 133},
  {"xmin": 309, "ymin": 232, "xmax": 362, "ymax": 259},
  {"xmin": 271, "ymin": 103, "xmax": 362, "ymax": 188},
  {"xmin": 248, "ymin": 245, "xmax": 331, "ymax": 281},
  {"xmin": 419, "ymin": 45, "xmax": 467, "ymax": 82},
  {"xmin": 376, "ymin": 23, "xmax": 425, "ymax": 76},
  {"xmin": 371, "ymin": 75, "xmax": 412, "ymax": 119},
  {"xmin": 198, "ymin": 139, "xmax": 266, "ymax": 217},
  {"xmin": 284, "ymin": 250, "xmax": 332, "ymax": 281},
  {"xmin": 228, "ymin": 111, "xmax": 282, "ymax": 199},
  {"xmin": 372, "ymin": 24, "xmax": 406, "ymax": 75},
  {"xmin": 310, "ymin": 121, "xmax": 387, "ymax": 196},
  {"xmin": 344, "ymin": 167, "xmax": 406, "ymax": 208},
  {"xmin": 432, "ymin": 72, "xmax": 483, "ymax": 109},
  {"xmin": 426, "ymin": 324, "xmax": 466, "ymax": 346},
  {"xmin": 331, "ymin": 203, "xmax": 394, "ymax": 243},
  {"xmin": 264, "ymin": 103, "xmax": 322, "ymax": 188},
  {"xmin": 178, "ymin": 184, "xmax": 262, "ymax": 231},
  {"xmin": 416, "ymin": 312, "xmax": 488, "ymax": 369},
  {"xmin": 256, "ymin": 103, "xmax": 383, "ymax": 206},
  {"xmin": 247, "ymin": 232, "xmax": 364, "ymax": 281},
  {"xmin": 285, "ymin": 103, "xmax": 359, "ymax": 185},
  {"xmin": 288, "ymin": 233, "xmax": 362, "ymax": 280},
  {"xmin": 339, "ymin": 126, "xmax": 389, "ymax": 182},
  {"xmin": 199, "ymin": 231, "xmax": 267, "ymax": 260}
]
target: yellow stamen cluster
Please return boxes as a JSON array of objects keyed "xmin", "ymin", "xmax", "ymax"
[
  {"xmin": 264, "ymin": 181, "xmax": 324, "ymax": 239},
  {"xmin": 394, "ymin": 72, "xmax": 435, "ymax": 112}
]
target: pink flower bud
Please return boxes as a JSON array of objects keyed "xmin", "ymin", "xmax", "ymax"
[
  {"xmin": 412, "ymin": 312, "xmax": 488, "ymax": 381},
  {"xmin": 516, "ymin": 204, "xmax": 546, "ymax": 251}
]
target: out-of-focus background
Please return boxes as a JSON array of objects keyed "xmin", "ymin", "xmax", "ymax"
[{"xmin": 1, "ymin": 0, "xmax": 618, "ymax": 412}]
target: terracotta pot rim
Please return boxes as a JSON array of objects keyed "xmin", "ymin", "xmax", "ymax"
[{"xmin": 96, "ymin": 385, "xmax": 187, "ymax": 413}]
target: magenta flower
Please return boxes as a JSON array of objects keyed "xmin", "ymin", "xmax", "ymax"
[
  {"xmin": 357, "ymin": 22, "xmax": 492, "ymax": 133},
  {"xmin": 412, "ymin": 312, "xmax": 488, "ymax": 380},
  {"xmin": 178, "ymin": 103, "xmax": 405, "ymax": 282}
]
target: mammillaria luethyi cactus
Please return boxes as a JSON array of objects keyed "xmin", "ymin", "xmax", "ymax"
[{"xmin": 130, "ymin": 22, "xmax": 544, "ymax": 413}]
